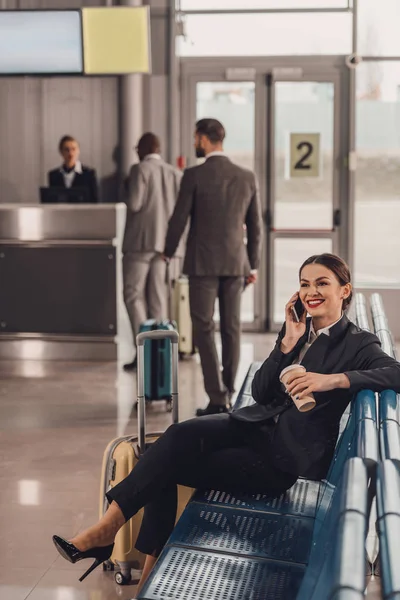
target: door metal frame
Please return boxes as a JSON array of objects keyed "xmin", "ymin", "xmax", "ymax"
[{"xmin": 179, "ymin": 56, "xmax": 351, "ymax": 332}]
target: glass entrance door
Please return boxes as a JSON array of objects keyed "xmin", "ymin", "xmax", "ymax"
[
  {"xmin": 268, "ymin": 73, "xmax": 341, "ymax": 329},
  {"xmin": 180, "ymin": 58, "xmax": 349, "ymax": 333}
]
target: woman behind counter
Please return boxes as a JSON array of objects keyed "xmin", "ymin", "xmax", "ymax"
[{"xmin": 48, "ymin": 135, "xmax": 98, "ymax": 204}]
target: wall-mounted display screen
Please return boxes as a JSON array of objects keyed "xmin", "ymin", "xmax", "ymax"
[{"xmin": 0, "ymin": 11, "xmax": 83, "ymax": 74}]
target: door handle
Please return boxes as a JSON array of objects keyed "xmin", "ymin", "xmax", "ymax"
[{"xmin": 333, "ymin": 209, "xmax": 341, "ymax": 227}]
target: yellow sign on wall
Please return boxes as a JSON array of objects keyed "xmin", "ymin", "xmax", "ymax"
[
  {"xmin": 289, "ymin": 133, "xmax": 321, "ymax": 179},
  {"xmin": 82, "ymin": 6, "xmax": 151, "ymax": 75}
]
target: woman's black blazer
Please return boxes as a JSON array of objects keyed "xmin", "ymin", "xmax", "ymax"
[
  {"xmin": 48, "ymin": 166, "xmax": 98, "ymax": 204},
  {"xmin": 231, "ymin": 315, "xmax": 400, "ymax": 480}
]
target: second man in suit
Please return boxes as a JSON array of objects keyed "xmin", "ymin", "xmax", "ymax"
[
  {"xmin": 164, "ymin": 118, "xmax": 263, "ymax": 416},
  {"xmin": 123, "ymin": 132, "xmax": 183, "ymax": 371}
]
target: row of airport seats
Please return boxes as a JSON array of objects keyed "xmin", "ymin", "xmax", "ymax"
[
  {"xmin": 369, "ymin": 294, "xmax": 400, "ymax": 600},
  {"xmin": 137, "ymin": 294, "xmax": 398, "ymax": 600}
]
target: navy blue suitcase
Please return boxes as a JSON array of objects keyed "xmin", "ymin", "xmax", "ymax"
[{"xmin": 138, "ymin": 319, "xmax": 176, "ymax": 411}]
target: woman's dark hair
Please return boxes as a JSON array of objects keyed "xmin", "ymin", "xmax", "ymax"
[
  {"xmin": 299, "ymin": 253, "xmax": 353, "ymax": 310},
  {"xmin": 195, "ymin": 118, "xmax": 226, "ymax": 144},
  {"xmin": 59, "ymin": 135, "xmax": 78, "ymax": 152}
]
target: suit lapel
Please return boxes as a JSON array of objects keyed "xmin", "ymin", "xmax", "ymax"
[
  {"xmin": 299, "ymin": 314, "xmax": 350, "ymax": 374},
  {"xmin": 54, "ymin": 171, "xmax": 65, "ymax": 188},
  {"xmin": 72, "ymin": 172, "xmax": 83, "ymax": 188},
  {"xmin": 291, "ymin": 319, "xmax": 311, "ymax": 356},
  {"xmin": 300, "ymin": 333, "xmax": 331, "ymax": 373},
  {"xmin": 278, "ymin": 321, "xmax": 310, "ymax": 370}
]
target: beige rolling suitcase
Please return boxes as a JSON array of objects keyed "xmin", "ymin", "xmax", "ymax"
[
  {"xmin": 99, "ymin": 329, "xmax": 194, "ymax": 586},
  {"xmin": 172, "ymin": 276, "xmax": 194, "ymax": 358}
]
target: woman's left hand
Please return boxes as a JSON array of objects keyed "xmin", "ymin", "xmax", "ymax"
[{"xmin": 286, "ymin": 372, "xmax": 350, "ymax": 399}]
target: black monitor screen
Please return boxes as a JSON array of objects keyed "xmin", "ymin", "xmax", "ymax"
[
  {"xmin": 40, "ymin": 187, "xmax": 89, "ymax": 204},
  {"xmin": 0, "ymin": 11, "xmax": 83, "ymax": 74}
]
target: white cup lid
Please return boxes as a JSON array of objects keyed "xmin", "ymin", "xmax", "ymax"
[{"xmin": 279, "ymin": 364, "xmax": 306, "ymax": 381}]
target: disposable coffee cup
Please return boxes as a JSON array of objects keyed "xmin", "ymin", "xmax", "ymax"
[{"xmin": 279, "ymin": 364, "xmax": 316, "ymax": 412}]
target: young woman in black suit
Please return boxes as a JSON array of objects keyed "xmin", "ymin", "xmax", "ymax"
[
  {"xmin": 53, "ymin": 253, "xmax": 400, "ymax": 589},
  {"xmin": 48, "ymin": 135, "xmax": 98, "ymax": 204}
]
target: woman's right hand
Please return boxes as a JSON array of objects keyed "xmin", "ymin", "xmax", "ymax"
[{"xmin": 280, "ymin": 292, "xmax": 307, "ymax": 354}]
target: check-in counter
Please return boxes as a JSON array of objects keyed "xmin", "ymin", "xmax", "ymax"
[{"xmin": 0, "ymin": 203, "xmax": 129, "ymax": 360}]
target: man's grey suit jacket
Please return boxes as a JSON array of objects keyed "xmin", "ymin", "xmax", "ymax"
[
  {"xmin": 164, "ymin": 156, "xmax": 263, "ymax": 276},
  {"xmin": 123, "ymin": 156, "xmax": 183, "ymax": 255}
]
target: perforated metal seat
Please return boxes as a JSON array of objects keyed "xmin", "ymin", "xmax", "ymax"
[
  {"xmin": 139, "ymin": 546, "xmax": 306, "ymax": 600},
  {"xmin": 169, "ymin": 503, "xmax": 314, "ymax": 563},
  {"xmin": 192, "ymin": 478, "xmax": 321, "ymax": 519}
]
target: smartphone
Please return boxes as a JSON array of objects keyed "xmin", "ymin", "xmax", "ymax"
[{"xmin": 292, "ymin": 296, "xmax": 305, "ymax": 323}]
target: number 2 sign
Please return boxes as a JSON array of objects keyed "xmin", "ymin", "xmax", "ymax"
[{"xmin": 288, "ymin": 133, "xmax": 321, "ymax": 179}]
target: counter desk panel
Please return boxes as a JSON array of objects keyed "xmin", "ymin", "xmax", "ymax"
[
  {"xmin": 0, "ymin": 204, "xmax": 128, "ymax": 360},
  {"xmin": 0, "ymin": 242, "xmax": 116, "ymax": 335}
]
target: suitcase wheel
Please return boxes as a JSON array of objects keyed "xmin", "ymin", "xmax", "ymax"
[
  {"xmin": 102, "ymin": 560, "xmax": 114, "ymax": 572},
  {"xmin": 134, "ymin": 400, "xmax": 152, "ymax": 411},
  {"xmin": 115, "ymin": 571, "xmax": 132, "ymax": 586}
]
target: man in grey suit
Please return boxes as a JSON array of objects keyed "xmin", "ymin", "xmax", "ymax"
[
  {"xmin": 123, "ymin": 132, "xmax": 182, "ymax": 371},
  {"xmin": 164, "ymin": 119, "xmax": 263, "ymax": 415}
]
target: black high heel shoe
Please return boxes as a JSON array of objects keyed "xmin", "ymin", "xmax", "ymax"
[{"xmin": 52, "ymin": 535, "xmax": 114, "ymax": 582}]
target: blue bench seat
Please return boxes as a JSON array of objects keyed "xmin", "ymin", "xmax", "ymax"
[
  {"xmin": 138, "ymin": 362, "xmax": 377, "ymax": 600},
  {"xmin": 376, "ymin": 459, "xmax": 400, "ymax": 600}
]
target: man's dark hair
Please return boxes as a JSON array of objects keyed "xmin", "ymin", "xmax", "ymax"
[
  {"xmin": 137, "ymin": 132, "xmax": 161, "ymax": 157},
  {"xmin": 195, "ymin": 119, "xmax": 226, "ymax": 144},
  {"xmin": 59, "ymin": 135, "xmax": 78, "ymax": 152}
]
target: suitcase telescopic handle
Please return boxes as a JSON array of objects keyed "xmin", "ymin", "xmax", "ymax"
[
  {"xmin": 136, "ymin": 329, "xmax": 179, "ymax": 451},
  {"xmin": 137, "ymin": 329, "xmax": 179, "ymax": 346}
]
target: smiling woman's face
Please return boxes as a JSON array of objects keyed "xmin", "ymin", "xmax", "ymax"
[{"xmin": 299, "ymin": 263, "xmax": 351, "ymax": 323}]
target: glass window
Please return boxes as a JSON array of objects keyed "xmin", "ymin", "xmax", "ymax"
[
  {"xmin": 197, "ymin": 81, "xmax": 256, "ymax": 323},
  {"xmin": 354, "ymin": 62, "xmax": 400, "ymax": 288},
  {"xmin": 179, "ymin": 13, "xmax": 352, "ymax": 56},
  {"xmin": 358, "ymin": 0, "xmax": 400, "ymax": 57},
  {"xmin": 274, "ymin": 81, "xmax": 335, "ymax": 230},
  {"xmin": 274, "ymin": 238, "xmax": 332, "ymax": 324},
  {"xmin": 196, "ymin": 82, "xmax": 255, "ymax": 170},
  {"xmin": 181, "ymin": 0, "xmax": 348, "ymax": 10}
]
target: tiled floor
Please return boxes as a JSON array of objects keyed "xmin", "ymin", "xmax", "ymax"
[{"xmin": 1, "ymin": 334, "xmax": 396, "ymax": 600}]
